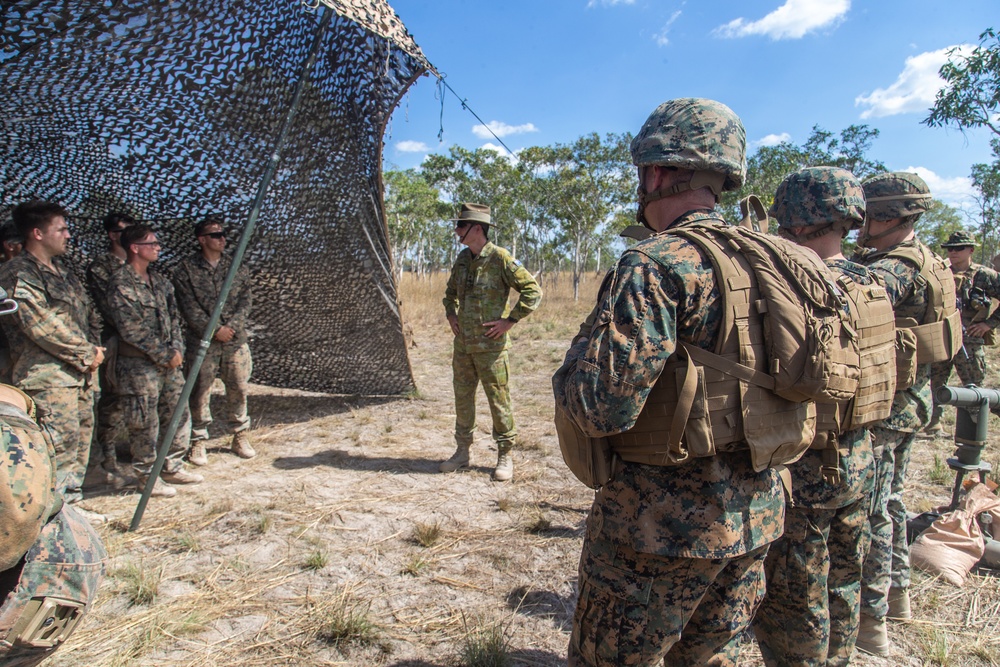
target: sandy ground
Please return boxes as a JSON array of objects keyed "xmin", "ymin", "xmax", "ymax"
[{"xmin": 47, "ymin": 273, "xmax": 1000, "ymax": 666}]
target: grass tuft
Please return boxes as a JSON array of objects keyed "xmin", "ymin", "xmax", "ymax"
[
  {"xmin": 927, "ymin": 453, "xmax": 951, "ymax": 486},
  {"xmin": 315, "ymin": 594, "xmax": 381, "ymax": 651},
  {"xmin": 411, "ymin": 520, "xmax": 442, "ymax": 547},
  {"xmin": 458, "ymin": 613, "xmax": 511, "ymax": 667},
  {"xmin": 112, "ymin": 560, "xmax": 162, "ymax": 607},
  {"xmin": 304, "ymin": 550, "xmax": 329, "ymax": 570}
]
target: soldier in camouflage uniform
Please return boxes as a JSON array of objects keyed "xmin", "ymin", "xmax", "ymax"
[
  {"xmin": 926, "ymin": 230, "xmax": 1000, "ymax": 435},
  {"xmin": 85, "ymin": 211, "xmax": 135, "ymax": 487},
  {"xmin": 0, "ymin": 285, "xmax": 105, "ymax": 667},
  {"xmin": 752, "ymin": 167, "xmax": 876, "ymax": 666},
  {"xmin": 173, "ymin": 216, "xmax": 255, "ymax": 464},
  {"xmin": 0, "ymin": 202, "xmax": 104, "ymax": 510},
  {"xmin": 107, "ymin": 224, "xmax": 202, "ymax": 498},
  {"xmin": 556, "ymin": 99, "xmax": 785, "ymax": 666},
  {"xmin": 853, "ymin": 172, "xmax": 939, "ymax": 655},
  {"xmin": 0, "ymin": 222, "xmax": 22, "ymax": 384},
  {"xmin": 441, "ymin": 203, "xmax": 541, "ymax": 482}
]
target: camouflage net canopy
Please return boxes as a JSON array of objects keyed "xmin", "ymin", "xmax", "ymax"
[{"xmin": 0, "ymin": 0, "xmax": 432, "ymax": 395}]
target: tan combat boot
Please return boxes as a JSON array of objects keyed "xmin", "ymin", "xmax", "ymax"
[
  {"xmin": 136, "ymin": 476, "xmax": 177, "ymax": 498},
  {"xmin": 161, "ymin": 468, "xmax": 204, "ymax": 485},
  {"xmin": 887, "ymin": 586, "xmax": 911, "ymax": 621},
  {"xmin": 187, "ymin": 442, "xmax": 208, "ymax": 466},
  {"xmin": 492, "ymin": 447, "xmax": 513, "ymax": 482},
  {"xmin": 231, "ymin": 431, "xmax": 256, "ymax": 459},
  {"xmin": 856, "ymin": 613, "xmax": 890, "ymax": 657},
  {"xmin": 105, "ymin": 463, "xmax": 138, "ymax": 489},
  {"xmin": 439, "ymin": 443, "xmax": 471, "ymax": 473}
]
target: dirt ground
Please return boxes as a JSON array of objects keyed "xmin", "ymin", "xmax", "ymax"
[{"xmin": 53, "ymin": 272, "xmax": 1000, "ymax": 666}]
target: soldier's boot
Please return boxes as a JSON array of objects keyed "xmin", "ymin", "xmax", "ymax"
[
  {"xmin": 922, "ymin": 406, "xmax": 948, "ymax": 438},
  {"xmin": 71, "ymin": 505, "xmax": 108, "ymax": 524},
  {"xmin": 887, "ymin": 586, "xmax": 912, "ymax": 621},
  {"xmin": 136, "ymin": 476, "xmax": 177, "ymax": 498},
  {"xmin": 161, "ymin": 468, "xmax": 204, "ymax": 485},
  {"xmin": 439, "ymin": 443, "xmax": 471, "ymax": 473},
  {"xmin": 104, "ymin": 462, "xmax": 138, "ymax": 490},
  {"xmin": 231, "ymin": 431, "xmax": 256, "ymax": 459},
  {"xmin": 856, "ymin": 613, "xmax": 890, "ymax": 657},
  {"xmin": 492, "ymin": 446, "xmax": 513, "ymax": 482},
  {"xmin": 187, "ymin": 442, "xmax": 208, "ymax": 467}
]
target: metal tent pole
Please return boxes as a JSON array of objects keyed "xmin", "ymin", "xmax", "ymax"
[{"xmin": 131, "ymin": 6, "xmax": 334, "ymax": 530}]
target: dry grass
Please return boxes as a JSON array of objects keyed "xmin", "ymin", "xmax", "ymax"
[{"xmin": 55, "ymin": 270, "xmax": 1000, "ymax": 666}]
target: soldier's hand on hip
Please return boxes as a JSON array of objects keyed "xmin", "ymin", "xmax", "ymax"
[
  {"xmin": 90, "ymin": 346, "xmax": 106, "ymax": 371},
  {"xmin": 167, "ymin": 350, "xmax": 183, "ymax": 370},
  {"xmin": 968, "ymin": 322, "xmax": 992, "ymax": 338},
  {"xmin": 483, "ymin": 319, "xmax": 514, "ymax": 340},
  {"xmin": 214, "ymin": 325, "xmax": 235, "ymax": 343},
  {"xmin": 447, "ymin": 314, "xmax": 460, "ymax": 337}
]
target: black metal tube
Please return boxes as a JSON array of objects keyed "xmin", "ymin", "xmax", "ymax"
[{"xmin": 130, "ymin": 7, "xmax": 333, "ymax": 531}]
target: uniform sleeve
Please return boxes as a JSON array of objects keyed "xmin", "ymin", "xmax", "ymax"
[
  {"xmin": 224, "ymin": 265, "xmax": 252, "ymax": 334},
  {"xmin": 166, "ymin": 281, "xmax": 185, "ymax": 356},
  {"xmin": 556, "ymin": 252, "xmax": 678, "ymax": 436},
  {"xmin": 0, "ymin": 423, "xmax": 57, "ymax": 572},
  {"xmin": 11, "ymin": 274, "xmax": 95, "ymax": 373},
  {"xmin": 867, "ymin": 257, "xmax": 919, "ymax": 309},
  {"xmin": 108, "ymin": 278, "xmax": 176, "ymax": 367},
  {"xmin": 443, "ymin": 261, "xmax": 460, "ymax": 318},
  {"xmin": 973, "ymin": 266, "xmax": 1000, "ymax": 329},
  {"xmin": 503, "ymin": 258, "xmax": 542, "ymax": 321},
  {"xmin": 85, "ymin": 261, "xmax": 116, "ymax": 328},
  {"xmin": 172, "ymin": 262, "xmax": 211, "ymax": 338}
]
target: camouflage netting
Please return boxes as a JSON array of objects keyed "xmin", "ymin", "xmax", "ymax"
[{"xmin": 0, "ymin": 0, "xmax": 432, "ymax": 394}]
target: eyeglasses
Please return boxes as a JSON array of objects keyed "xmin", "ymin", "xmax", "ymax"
[
  {"xmin": 455, "ymin": 221, "xmax": 471, "ymax": 229},
  {"xmin": 200, "ymin": 232, "xmax": 225, "ymax": 239},
  {"xmin": 133, "ymin": 241, "xmax": 161, "ymax": 247}
]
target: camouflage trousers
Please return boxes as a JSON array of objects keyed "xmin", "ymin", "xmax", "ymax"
[
  {"xmin": 929, "ymin": 342, "xmax": 986, "ymax": 423},
  {"xmin": 25, "ymin": 384, "xmax": 94, "ymax": 504},
  {"xmin": 753, "ymin": 496, "xmax": 871, "ymax": 667},
  {"xmin": 116, "ymin": 356, "xmax": 191, "ymax": 477},
  {"xmin": 568, "ymin": 536, "xmax": 768, "ymax": 666},
  {"xmin": 186, "ymin": 341, "xmax": 252, "ymax": 442},
  {"xmin": 860, "ymin": 427, "xmax": 915, "ymax": 620},
  {"xmin": 91, "ymin": 365, "xmax": 126, "ymax": 472},
  {"xmin": 453, "ymin": 348, "xmax": 515, "ymax": 449}
]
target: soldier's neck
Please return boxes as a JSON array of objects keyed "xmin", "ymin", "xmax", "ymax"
[
  {"xmin": 110, "ymin": 244, "xmax": 127, "ymax": 261},
  {"xmin": 24, "ymin": 245, "xmax": 56, "ymax": 271},
  {"xmin": 201, "ymin": 248, "xmax": 222, "ymax": 267},
  {"xmin": 128, "ymin": 258, "xmax": 151, "ymax": 283}
]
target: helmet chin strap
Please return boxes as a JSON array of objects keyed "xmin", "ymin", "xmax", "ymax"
[
  {"xmin": 857, "ymin": 218, "xmax": 910, "ymax": 248},
  {"xmin": 635, "ymin": 169, "xmax": 725, "ymax": 229}
]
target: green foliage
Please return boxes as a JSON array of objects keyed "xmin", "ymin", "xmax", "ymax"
[
  {"xmin": 913, "ymin": 199, "xmax": 971, "ymax": 256},
  {"xmin": 924, "ymin": 28, "xmax": 1000, "ymax": 138},
  {"xmin": 458, "ymin": 614, "xmax": 511, "ymax": 667}
]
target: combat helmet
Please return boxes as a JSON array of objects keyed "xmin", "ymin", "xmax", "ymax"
[
  {"xmin": 862, "ymin": 171, "xmax": 931, "ymax": 222},
  {"xmin": 771, "ymin": 166, "xmax": 866, "ymax": 240},
  {"xmin": 940, "ymin": 230, "xmax": 978, "ymax": 248},
  {"xmin": 630, "ymin": 98, "xmax": 746, "ymax": 224}
]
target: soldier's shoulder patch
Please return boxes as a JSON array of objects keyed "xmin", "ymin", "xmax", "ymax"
[{"xmin": 510, "ymin": 258, "xmax": 523, "ymax": 270}]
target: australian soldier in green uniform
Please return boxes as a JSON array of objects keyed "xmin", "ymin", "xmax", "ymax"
[
  {"xmin": 926, "ymin": 230, "xmax": 1000, "ymax": 435},
  {"xmin": 0, "ymin": 286, "xmax": 105, "ymax": 666},
  {"xmin": 85, "ymin": 211, "xmax": 135, "ymax": 488},
  {"xmin": 441, "ymin": 203, "xmax": 541, "ymax": 482},
  {"xmin": 173, "ymin": 216, "xmax": 255, "ymax": 465},
  {"xmin": 0, "ymin": 202, "xmax": 104, "ymax": 511},
  {"xmin": 107, "ymin": 224, "xmax": 203, "ymax": 498},
  {"xmin": 854, "ymin": 172, "xmax": 957, "ymax": 655},
  {"xmin": 754, "ymin": 167, "xmax": 885, "ymax": 666},
  {"xmin": 556, "ymin": 99, "xmax": 789, "ymax": 666}
]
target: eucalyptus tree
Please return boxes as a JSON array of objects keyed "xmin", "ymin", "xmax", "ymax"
[{"xmin": 383, "ymin": 168, "xmax": 450, "ymax": 277}]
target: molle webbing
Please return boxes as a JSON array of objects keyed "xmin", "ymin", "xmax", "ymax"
[{"xmin": 885, "ymin": 243, "xmax": 962, "ymax": 364}]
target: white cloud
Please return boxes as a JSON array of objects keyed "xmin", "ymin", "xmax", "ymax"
[
  {"xmin": 472, "ymin": 121, "xmax": 539, "ymax": 140},
  {"xmin": 396, "ymin": 140, "xmax": 429, "ymax": 153},
  {"xmin": 714, "ymin": 0, "xmax": 849, "ymax": 40},
  {"xmin": 751, "ymin": 132, "xmax": 792, "ymax": 149},
  {"xmin": 654, "ymin": 11, "xmax": 683, "ymax": 47},
  {"xmin": 855, "ymin": 45, "xmax": 974, "ymax": 119},
  {"xmin": 587, "ymin": 0, "xmax": 634, "ymax": 7},
  {"xmin": 904, "ymin": 166, "xmax": 976, "ymax": 208}
]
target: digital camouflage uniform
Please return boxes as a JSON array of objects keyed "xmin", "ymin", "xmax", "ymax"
[
  {"xmin": 86, "ymin": 252, "xmax": 127, "ymax": 470},
  {"xmin": 0, "ymin": 385, "xmax": 105, "ymax": 666},
  {"xmin": 929, "ymin": 259, "xmax": 1000, "ymax": 420},
  {"xmin": 107, "ymin": 264, "xmax": 191, "ymax": 477},
  {"xmin": 172, "ymin": 252, "xmax": 252, "ymax": 441},
  {"xmin": 0, "ymin": 253, "xmax": 101, "ymax": 503},
  {"xmin": 557, "ymin": 211, "xmax": 784, "ymax": 667},
  {"xmin": 443, "ymin": 241, "xmax": 540, "ymax": 453},
  {"xmin": 853, "ymin": 238, "xmax": 933, "ymax": 621}
]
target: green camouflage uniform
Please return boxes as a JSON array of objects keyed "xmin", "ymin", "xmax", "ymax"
[
  {"xmin": 0, "ymin": 253, "xmax": 101, "ymax": 503},
  {"xmin": 85, "ymin": 252, "xmax": 127, "ymax": 470},
  {"xmin": 172, "ymin": 252, "xmax": 252, "ymax": 441},
  {"xmin": 107, "ymin": 264, "xmax": 190, "ymax": 477},
  {"xmin": 443, "ymin": 241, "xmax": 540, "ymax": 452},
  {"xmin": 753, "ymin": 258, "xmax": 875, "ymax": 667},
  {"xmin": 853, "ymin": 239, "xmax": 933, "ymax": 622},
  {"xmin": 0, "ymin": 389, "xmax": 106, "ymax": 666},
  {"xmin": 929, "ymin": 262, "xmax": 1000, "ymax": 414},
  {"xmin": 557, "ymin": 211, "xmax": 784, "ymax": 666}
]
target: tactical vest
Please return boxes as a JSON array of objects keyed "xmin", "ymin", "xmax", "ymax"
[
  {"xmin": 608, "ymin": 223, "xmax": 862, "ymax": 473},
  {"xmin": 810, "ymin": 274, "xmax": 897, "ymax": 483},
  {"xmin": 956, "ymin": 267, "xmax": 997, "ymax": 346},
  {"xmin": 883, "ymin": 243, "xmax": 962, "ymax": 366}
]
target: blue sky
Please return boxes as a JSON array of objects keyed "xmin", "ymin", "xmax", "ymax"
[{"xmin": 382, "ymin": 0, "xmax": 995, "ymax": 215}]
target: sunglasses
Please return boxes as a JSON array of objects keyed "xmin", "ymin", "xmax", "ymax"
[
  {"xmin": 455, "ymin": 221, "xmax": 471, "ymax": 229},
  {"xmin": 133, "ymin": 241, "xmax": 161, "ymax": 247},
  {"xmin": 200, "ymin": 232, "xmax": 226, "ymax": 239}
]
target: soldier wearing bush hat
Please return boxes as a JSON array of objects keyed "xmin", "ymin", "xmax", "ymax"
[
  {"xmin": 441, "ymin": 203, "xmax": 541, "ymax": 482},
  {"xmin": 928, "ymin": 229, "xmax": 1000, "ymax": 437}
]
